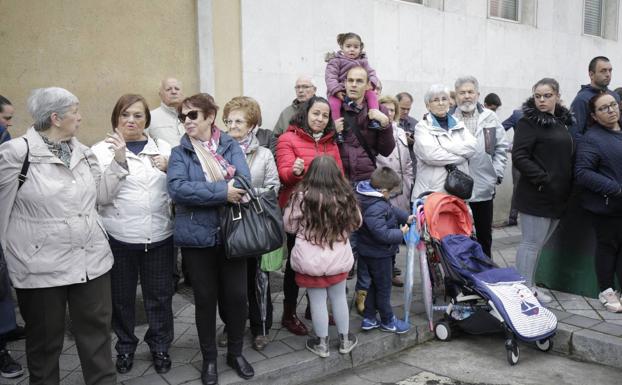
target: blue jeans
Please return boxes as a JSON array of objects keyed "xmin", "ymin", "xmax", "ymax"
[{"xmin": 361, "ymin": 255, "xmax": 394, "ymax": 324}]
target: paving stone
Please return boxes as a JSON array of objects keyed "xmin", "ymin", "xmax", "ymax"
[
  {"xmin": 597, "ymin": 310, "xmax": 622, "ymax": 321},
  {"xmin": 241, "ymin": 346, "xmax": 268, "ymax": 364},
  {"xmin": 546, "ymin": 308, "xmax": 573, "ymax": 322},
  {"xmin": 59, "ymin": 371, "xmax": 84, "ymax": 385},
  {"xmin": 558, "ymin": 299, "xmax": 593, "ymax": 310},
  {"xmin": 591, "ymin": 321, "xmax": 622, "ymax": 337},
  {"xmin": 572, "ymin": 329, "xmax": 622, "ymax": 369},
  {"xmin": 553, "ymin": 291, "xmax": 586, "ymax": 301},
  {"xmin": 173, "ymin": 321, "xmax": 191, "ymax": 336},
  {"xmin": 122, "ymin": 372, "xmax": 169, "ymax": 385},
  {"xmin": 173, "ymin": 333, "xmax": 200, "ymax": 348},
  {"xmin": 116, "ymin": 359, "xmax": 153, "ymax": 382},
  {"xmin": 280, "ymin": 334, "xmax": 307, "ymax": 351},
  {"xmin": 564, "ymin": 309, "xmax": 602, "ymax": 319},
  {"xmin": 561, "ymin": 314, "xmax": 602, "ymax": 329},
  {"xmin": 169, "ymin": 346, "xmax": 200, "ymax": 363},
  {"xmin": 161, "ymin": 363, "xmax": 201, "ymax": 384},
  {"xmin": 58, "ymin": 354, "xmax": 81, "ymax": 371},
  {"xmin": 350, "ymin": 328, "xmax": 418, "ymax": 367}
]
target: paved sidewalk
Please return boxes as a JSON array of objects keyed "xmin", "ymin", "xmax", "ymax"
[{"xmin": 3, "ymin": 227, "xmax": 622, "ymax": 384}]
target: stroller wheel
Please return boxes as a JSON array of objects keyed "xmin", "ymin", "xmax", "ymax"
[
  {"xmin": 535, "ymin": 338, "xmax": 553, "ymax": 352},
  {"xmin": 505, "ymin": 341, "xmax": 520, "ymax": 365},
  {"xmin": 434, "ymin": 321, "xmax": 452, "ymax": 341}
]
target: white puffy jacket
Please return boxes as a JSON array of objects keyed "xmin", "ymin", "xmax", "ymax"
[
  {"xmin": 411, "ymin": 114, "xmax": 477, "ymax": 201},
  {"xmin": 91, "ymin": 135, "xmax": 173, "ymax": 244}
]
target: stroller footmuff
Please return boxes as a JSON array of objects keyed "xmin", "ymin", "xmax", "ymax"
[{"xmin": 436, "ymin": 234, "xmax": 557, "ymax": 365}]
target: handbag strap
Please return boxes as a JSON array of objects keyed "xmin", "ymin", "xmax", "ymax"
[
  {"xmin": 343, "ymin": 112, "xmax": 376, "ymax": 167},
  {"xmin": 18, "ymin": 138, "xmax": 30, "ymax": 191},
  {"xmin": 234, "ymin": 174, "xmax": 258, "ymax": 200}
]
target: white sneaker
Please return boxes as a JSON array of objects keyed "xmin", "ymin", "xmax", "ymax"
[
  {"xmin": 599, "ymin": 288, "xmax": 622, "ymax": 313},
  {"xmin": 531, "ymin": 286, "xmax": 552, "ymax": 304}
]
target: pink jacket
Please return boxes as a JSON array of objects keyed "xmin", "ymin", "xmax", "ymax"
[
  {"xmin": 283, "ymin": 193, "xmax": 360, "ymax": 277},
  {"xmin": 324, "ymin": 51, "xmax": 379, "ymax": 97}
]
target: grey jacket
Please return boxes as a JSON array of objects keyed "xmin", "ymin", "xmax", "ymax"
[
  {"xmin": 244, "ymin": 134, "xmax": 280, "ymax": 194},
  {"xmin": 453, "ymin": 105, "xmax": 509, "ymax": 202},
  {"xmin": 273, "ymin": 99, "xmax": 303, "ymax": 137},
  {"xmin": 0, "ymin": 128, "xmax": 128, "ymax": 288}
]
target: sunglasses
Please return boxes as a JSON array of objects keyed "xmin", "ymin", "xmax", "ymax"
[{"xmin": 178, "ymin": 110, "xmax": 201, "ymax": 122}]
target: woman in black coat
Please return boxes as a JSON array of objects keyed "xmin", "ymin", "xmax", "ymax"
[
  {"xmin": 575, "ymin": 92, "xmax": 622, "ymax": 313},
  {"xmin": 512, "ymin": 78, "xmax": 574, "ymax": 303}
]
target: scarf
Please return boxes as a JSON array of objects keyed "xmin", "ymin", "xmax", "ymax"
[
  {"xmin": 190, "ymin": 126, "xmax": 236, "ymax": 181},
  {"xmin": 238, "ymin": 131, "xmax": 254, "ymax": 153},
  {"xmin": 40, "ymin": 134, "xmax": 72, "ymax": 167}
]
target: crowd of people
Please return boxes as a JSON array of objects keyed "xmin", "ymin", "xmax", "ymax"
[{"xmin": 1, "ymin": 29, "xmax": 622, "ymax": 384}]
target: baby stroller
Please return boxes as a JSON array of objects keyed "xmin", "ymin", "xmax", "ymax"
[{"xmin": 415, "ymin": 192, "xmax": 557, "ymax": 365}]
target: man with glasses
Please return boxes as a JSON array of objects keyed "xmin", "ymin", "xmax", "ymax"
[
  {"xmin": 570, "ymin": 56, "xmax": 620, "ymax": 137},
  {"xmin": 273, "ymin": 76, "xmax": 317, "ymax": 137},
  {"xmin": 149, "ymin": 77, "xmax": 185, "ymax": 146},
  {"xmin": 452, "ymin": 76, "xmax": 508, "ymax": 258}
]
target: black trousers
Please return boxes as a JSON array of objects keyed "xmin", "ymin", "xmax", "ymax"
[
  {"xmin": 183, "ymin": 246, "xmax": 247, "ymax": 360},
  {"xmin": 509, "ymin": 166, "xmax": 520, "ymax": 221},
  {"xmin": 592, "ymin": 215, "xmax": 622, "ymax": 291},
  {"xmin": 109, "ymin": 238, "xmax": 175, "ymax": 355},
  {"xmin": 283, "ymin": 233, "xmax": 300, "ymax": 306},
  {"xmin": 247, "ymin": 256, "xmax": 273, "ymax": 336},
  {"xmin": 470, "ymin": 199, "xmax": 494, "ymax": 258},
  {"xmin": 16, "ymin": 273, "xmax": 115, "ymax": 385}
]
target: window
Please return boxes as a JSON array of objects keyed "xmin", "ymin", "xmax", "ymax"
[
  {"xmin": 583, "ymin": 0, "xmax": 619, "ymax": 40},
  {"xmin": 489, "ymin": 0, "xmax": 520, "ymax": 22},
  {"xmin": 584, "ymin": 0, "xmax": 603, "ymax": 36},
  {"xmin": 399, "ymin": 0, "xmax": 444, "ymax": 10}
]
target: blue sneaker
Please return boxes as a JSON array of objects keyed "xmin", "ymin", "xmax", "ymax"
[
  {"xmin": 361, "ymin": 317, "xmax": 380, "ymax": 331},
  {"xmin": 380, "ymin": 316, "xmax": 410, "ymax": 334}
]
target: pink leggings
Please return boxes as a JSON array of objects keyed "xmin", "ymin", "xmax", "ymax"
[{"xmin": 328, "ymin": 90, "xmax": 379, "ymax": 120}]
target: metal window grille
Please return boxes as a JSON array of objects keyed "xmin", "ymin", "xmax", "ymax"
[
  {"xmin": 489, "ymin": 0, "xmax": 520, "ymax": 21},
  {"xmin": 584, "ymin": 0, "xmax": 604, "ymax": 36}
]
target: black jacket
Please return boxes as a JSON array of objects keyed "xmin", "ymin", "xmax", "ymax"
[
  {"xmin": 512, "ymin": 98, "xmax": 574, "ymax": 218},
  {"xmin": 575, "ymin": 122, "xmax": 622, "ymax": 216}
]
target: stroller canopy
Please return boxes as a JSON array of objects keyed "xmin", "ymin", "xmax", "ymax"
[{"xmin": 424, "ymin": 192, "xmax": 473, "ymax": 240}]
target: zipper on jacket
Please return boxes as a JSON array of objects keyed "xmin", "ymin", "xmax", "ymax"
[{"xmin": 605, "ymin": 195, "xmax": 609, "ymax": 206}]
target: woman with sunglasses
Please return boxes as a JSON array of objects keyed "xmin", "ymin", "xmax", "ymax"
[
  {"xmin": 575, "ymin": 92, "xmax": 622, "ymax": 313},
  {"xmin": 512, "ymin": 78, "xmax": 574, "ymax": 303},
  {"xmin": 167, "ymin": 93, "xmax": 253, "ymax": 385}
]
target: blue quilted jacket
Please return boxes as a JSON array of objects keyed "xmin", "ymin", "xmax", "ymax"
[{"xmin": 167, "ymin": 132, "xmax": 251, "ymax": 247}]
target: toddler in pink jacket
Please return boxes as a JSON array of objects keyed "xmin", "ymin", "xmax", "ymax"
[{"xmin": 325, "ymin": 32, "xmax": 381, "ymax": 128}]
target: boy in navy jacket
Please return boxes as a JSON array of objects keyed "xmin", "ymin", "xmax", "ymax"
[{"xmin": 355, "ymin": 167, "xmax": 413, "ymax": 333}]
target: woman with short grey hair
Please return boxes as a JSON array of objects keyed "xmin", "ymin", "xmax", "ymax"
[
  {"xmin": 411, "ymin": 84, "xmax": 477, "ymax": 200},
  {"xmin": 0, "ymin": 87, "xmax": 128, "ymax": 385}
]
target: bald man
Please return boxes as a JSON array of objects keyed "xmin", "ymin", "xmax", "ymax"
[
  {"xmin": 273, "ymin": 76, "xmax": 317, "ymax": 136},
  {"xmin": 149, "ymin": 78, "xmax": 185, "ymax": 147}
]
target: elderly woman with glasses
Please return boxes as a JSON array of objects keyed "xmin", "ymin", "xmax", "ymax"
[
  {"xmin": 91, "ymin": 94, "xmax": 174, "ymax": 374},
  {"xmin": 217, "ymin": 96, "xmax": 280, "ymax": 352},
  {"xmin": 0, "ymin": 87, "xmax": 128, "ymax": 385},
  {"xmin": 411, "ymin": 84, "xmax": 477, "ymax": 200},
  {"xmin": 575, "ymin": 92, "xmax": 622, "ymax": 313},
  {"xmin": 167, "ymin": 93, "xmax": 253, "ymax": 385},
  {"xmin": 512, "ymin": 78, "xmax": 573, "ymax": 304}
]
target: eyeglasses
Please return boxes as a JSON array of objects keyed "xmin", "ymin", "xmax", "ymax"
[
  {"xmin": 294, "ymin": 85, "xmax": 314, "ymax": 90},
  {"xmin": 223, "ymin": 119, "xmax": 247, "ymax": 127},
  {"xmin": 178, "ymin": 110, "xmax": 200, "ymax": 122},
  {"xmin": 534, "ymin": 93, "xmax": 555, "ymax": 100},
  {"xmin": 597, "ymin": 101, "xmax": 619, "ymax": 113}
]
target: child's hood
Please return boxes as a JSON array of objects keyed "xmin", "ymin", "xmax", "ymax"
[
  {"xmin": 356, "ymin": 180, "xmax": 383, "ymax": 198},
  {"xmin": 324, "ymin": 50, "xmax": 368, "ymax": 63}
]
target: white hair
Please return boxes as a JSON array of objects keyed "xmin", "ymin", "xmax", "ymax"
[
  {"xmin": 27, "ymin": 87, "xmax": 79, "ymax": 131},
  {"xmin": 296, "ymin": 75, "xmax": 316, "ymax": 87},
  {"xmin": 454, "ymin": 76, "xmax": 479, "ymax": 91},
  {"xmin": 423, "ymin": 84, "xmax": 451, "ymax": 104}
]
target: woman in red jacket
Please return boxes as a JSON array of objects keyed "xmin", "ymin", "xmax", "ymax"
[{"xmin": 276, "ymin": 96, "xmax": 343, "ymax": 335}]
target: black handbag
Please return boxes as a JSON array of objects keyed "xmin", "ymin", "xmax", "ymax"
[
  {"xmin": 444, "ymin": 164, "xmax": 474, "ymax": 200},
  {"xmin": 220, "ymin": 176, "xmax": 285, "ymax": 259}
]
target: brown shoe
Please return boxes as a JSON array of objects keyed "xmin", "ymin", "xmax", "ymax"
[
  {"xmin": 281, "ymin": 303, "xmax": 309, "ymax": 335},
  {"xmin": 392, "ymin": 275, "xmax": 404, "ymax": 287},
  {"xmin": 252, "ymin": 335, "xmax": 269, "ymax": 351},
  {"xmin": 355, "ymin": 290, "xmax": 367, "ymax": 316}
]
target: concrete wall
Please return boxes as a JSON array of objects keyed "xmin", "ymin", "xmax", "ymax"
[
  {"xmin": 239, "ymin": 0, "xmax": 622, "ymax": 221},
  {"xmin": 0, "ymin": 0, "xmax": 200, "ymax": 145}
]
